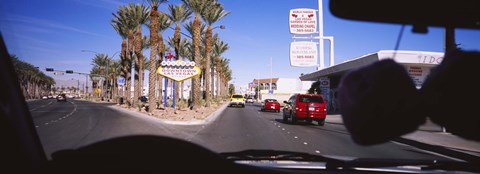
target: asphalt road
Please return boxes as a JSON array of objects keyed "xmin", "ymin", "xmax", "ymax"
[{"xmin": 28, "ymin": 99, "xmax": 456, "ymax": 161}]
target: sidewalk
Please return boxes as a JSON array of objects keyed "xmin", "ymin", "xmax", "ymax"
[{"xmin": 325, "ymin": 114, "xmax": 480, "ymax": 156}]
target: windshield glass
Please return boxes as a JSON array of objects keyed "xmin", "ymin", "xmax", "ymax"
[
  {"xmin": 266, "ymin": 99, "xmax": 278, "ymax": 102},
  {"xmin": 1, "ymin": 0, "xmax": 479, "ymax": 165},
  {"xmin": 299, "ymin": 96, "xmax": 323, "ymax": 103}
]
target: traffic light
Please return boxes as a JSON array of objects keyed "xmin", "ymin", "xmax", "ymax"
[
  {"xmin": 66, "ymin": 70, "xmax": 74, "ymax": 74},
  {"xmin": 46, "ymin": 68, "xmax": 54, "ymax": 72}
]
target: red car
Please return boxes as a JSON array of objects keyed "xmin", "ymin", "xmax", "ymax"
[
  {"xmin": 282, "ymin": 94, "xmax": 327, "ymax": 126},
  {"xmin": 261, "ymin": 99, "xmax": 281, "ymax": 112}
]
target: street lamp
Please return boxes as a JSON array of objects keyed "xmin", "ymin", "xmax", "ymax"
[{"xmin": 81, "ymin": 50, "xmax": 120, "ymax": 100}]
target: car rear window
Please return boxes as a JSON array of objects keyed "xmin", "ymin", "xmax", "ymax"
[
  {"xmin": 232, "ymin": 95, "xmax": 243, "ymax": 98},
  {"xmin": 265, "ymin": 99, "xmax": 277, "ymax": 102},
  {"xmin": 299, "ymin": 96, "xmax": 324, "ymax": 103}
]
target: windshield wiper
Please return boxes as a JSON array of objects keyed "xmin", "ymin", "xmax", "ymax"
[
  {"xmin": 221, "ymin": 150, "xmax": 480, "ymax": 173},
  {"xmin": 341, "ymin": 158, "xmax": 480, "ymax": 173},
  {"xmin": 220, "ymin": 149, "xmax": 346, "ymax": 169}
]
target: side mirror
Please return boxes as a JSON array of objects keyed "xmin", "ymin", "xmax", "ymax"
[{"xmin": 283, "ymin": 101, "xmax": 289, "ymax": 104}]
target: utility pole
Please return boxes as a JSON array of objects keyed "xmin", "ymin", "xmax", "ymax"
[{"xmin": 318, "ymin": 0, "xmax": 324, "ymax": 70}]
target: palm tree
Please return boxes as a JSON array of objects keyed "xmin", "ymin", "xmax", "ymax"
[
  {"xmin": 213, "ymin": 39, "xmax": 229, "ymax": 98},
  {"xmin": 182, "ymin": 0, "xmax": 216, "ymax": 109},
  {"xmin": 111, "ymin": 19, "xmax": 128, "ymax": 98},
  {"xmin": 168, "ymin": 4, "xmax": 192, "ymax": 60},
  {"xmin": 167, "ymin": 4, "xmax": 192, "ymax": 104},
  {"xmin": 108, "ymin": 59, "xmax": 121, "ymax": 99},
  {"xmin": 219, "ymin": 57, "xmax": 231, "ymax": 97},
  {"xmin": 130, "ymin": 4, "xmax": 149, "ymax": 106},
  {"xmin": 89, "ymin": 53, "xmax": 111, "ymax": 97},
  {"xmin": 10, "ymin": 55, "xmax": 55, "ymax": 99},
  {"xmin": 112, "ymin": 4, "xmax": 137, "ymax": 106},
  {"xmin": 167, "ymin": 37, "xmax": 192, "ymax": 101},
  {"xmin": 156, "ymin": 12, "xmax": 173, "ymax": 107},
  {"xmin": 146, "ymin": 0, "xmax": 167, "ymax": 112},
  {"xmin": 202, "ymin": 4, "xmax": 229, "ymax": 107}
]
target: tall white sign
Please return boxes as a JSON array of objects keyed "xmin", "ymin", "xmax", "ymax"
[
  {"xmin": 289, "ymin": 8, "xmax": 317, "ymax": 34},
  {"xmin": 290, "ymin": 41, "xmax": 318, "ymax": 67}
]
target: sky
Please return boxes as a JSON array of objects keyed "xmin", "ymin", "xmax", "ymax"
[{"xmin": 0, "ymin": 0, "xmax": 479, "ymax": 88}]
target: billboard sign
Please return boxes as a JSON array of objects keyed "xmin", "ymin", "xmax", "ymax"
[
  {"xmin": 157, "ymin": 60, "xmax": 201, "ymax": 82},
  {"xmin": 289, "ymin": 8, "xmax": 317, "ymax": 34},
  {"xmin": 290, "ymin": 41, "xmax": 318, "ymax": 67}
]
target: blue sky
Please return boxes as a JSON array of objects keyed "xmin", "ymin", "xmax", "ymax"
[{"xmin": 1, "ymin": 0, "xmax": 479, "ymax": 87}]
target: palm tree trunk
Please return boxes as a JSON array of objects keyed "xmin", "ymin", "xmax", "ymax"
[
  {"xmin": 204, "ymin": 26, "xmax": 213, "ymax": 107},
  {"xmin": 173, "ymin": 23, "xmax": 181, "ymax": 106},
  {"xmin": 127, "ymin": 30, "xmax": 134, "ymax": 106},
  {"xmin": 134, "ymin": 26, "xmax": 143, "ymax": 106},
  {"xmin": 192, "ymin": 15, "xmax": 202, "ymax": 109},
  {"xmin": 121, "ymin": 39, "xmax": 127, "ymax": 98},
  {"xmin": 148, "ymin": 9, "xmax": 159, "ymax": 112},
  {"xmin": 211, "ymin": 66, "xmax": 215, "ymax": 98}
]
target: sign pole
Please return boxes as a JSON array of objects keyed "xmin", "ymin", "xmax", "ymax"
[
  {"xmin": 164, "ymin": 77, "xmax": 168, "ymax": 108},
  {"xmin": 172, "ymin": 81, "xmax": 176, "ymax": 108}
]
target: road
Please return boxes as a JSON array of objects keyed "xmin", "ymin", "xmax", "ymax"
[{"xmin": 28, "ymin": 99, "xmax": 465, "ymax": 161}]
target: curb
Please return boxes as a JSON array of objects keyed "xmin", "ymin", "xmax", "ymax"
[
  {"xmin": 161, "ymin": 102, "xmax": 229, "ymax": 125},
  {"xmin": 109, "ymin": 102, "xmax": 230, "ymax": 126}
]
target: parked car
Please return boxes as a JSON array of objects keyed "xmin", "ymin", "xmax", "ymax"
[
  {"xmin": 56, "ymin": 94, "xmax": 67, "ymax": 102},
  {"xmin": 282, "ymin": 94, "xmax": 327, "ymax": 126},
  {"xmin": 48, "ymin": 95, "xmax": 54, "ymax": 99},
  {"xmin": 229, "ymin": 94, "xmax": 245, "ymax": 107},
  {"xmin": 245, "ymin": 97, "xmax": 254, "ymax": 103},
  {"xmin": 261, "ymin": 99, "xmax": 280, "ymax": 112},
  {"xmin": 42, "ymin": 96, "xmax": 48, "ymax": 100}
]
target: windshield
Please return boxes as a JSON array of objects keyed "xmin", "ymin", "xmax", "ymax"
[
  {"xmin": 299, "ymin": 96, "xmax": 323, "ymax": 103},
  {"xmin": 265, "ymin": 99, "xmax": 278, "ymax": 102},
  {"xmin": 1, "ymin": 0, "xmax": 479, "ymax": 166}
]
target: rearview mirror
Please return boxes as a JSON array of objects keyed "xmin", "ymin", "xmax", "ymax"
[{"xmin": 329, "ymin": 0, "xmax": 480, "ymax": 30}]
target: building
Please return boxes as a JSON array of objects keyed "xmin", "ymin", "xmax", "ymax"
[
  {"xmin": 249, "ymin": 78, "xmax": 313, "ymax": 102},
  {"xmin": 300, "ymin": 50, "xmax": 443, "ymax": 113}
]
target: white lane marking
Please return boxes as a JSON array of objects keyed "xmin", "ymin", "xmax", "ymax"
[
  {"xmin": 294, "ymin": 136, "xmax": 298, "ymax": 139},
  {"xmin": 287, "ymin": 132, "xmax": 290, "ymax": 134},
  {"xmin": 315, "ymin": 150, "xmax": 321, "ymax": 153},
  {"xmin": 277, "ymin": 125, "xmax": 281, "ymax": 128},
  {"xmin": 303, "ymin": 142, "xmax": 308, "ymax": 145},
  {"xmin": 282, "ymin": 128, "xmax": 285, "ymax": 131},
  {"xmin": 29, "ymin": 101, "xmax": 53, "ymax": 111},
  {"xmin": 40, "ymin": 101, "xmax": 78, "ymax": 127}
]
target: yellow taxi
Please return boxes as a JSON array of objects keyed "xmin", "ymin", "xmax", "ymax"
[{"xmin": 229, "ymin": 94, "xmax": 245, "ymax": 108}]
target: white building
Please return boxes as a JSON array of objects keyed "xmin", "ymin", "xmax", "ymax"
[
  {"xmin": 300, "ymin": 50, "xmax": 444, "ymax": 113},
  {"xmin": 249, "ymin": 78, "xmax": 313, "ymax": 102}
]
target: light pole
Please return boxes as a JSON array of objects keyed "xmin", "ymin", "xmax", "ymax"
[{"xmin": 81, "ymin": 50, "xmax": 120, "ymax": 100}]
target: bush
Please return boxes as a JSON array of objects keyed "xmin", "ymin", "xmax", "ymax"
[{"xmin": 177, "ymin": 99, "xmax": 188, "ymax": 109}]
